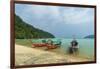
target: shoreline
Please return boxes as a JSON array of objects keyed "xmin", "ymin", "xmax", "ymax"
[{"xmin": 15, "ymin": 44, "xmax": 94, "ymax": 65}]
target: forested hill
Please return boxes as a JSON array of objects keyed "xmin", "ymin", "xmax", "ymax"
[
  {"xmin": 84, "ymin": 35, "xmax": 94, "ymax": 38},
  {"xmin": 15, "ymin": 14, "xmax": 55, "ymax": 39}
]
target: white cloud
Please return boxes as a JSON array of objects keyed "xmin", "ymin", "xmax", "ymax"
[
  {"xmin": 15, "ymin": 4, "xmax": 94, "ymax": 25},
  {"xmin": 15, "ymin": 4, "xmax": 94, "ymax": 38},
  {"xmin": 60, "ymin": 7, "xmax": 94, "ymax": 24}
]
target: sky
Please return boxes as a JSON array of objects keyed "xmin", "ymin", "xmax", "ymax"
[{"xmin": 15, "ymin": 4, "xmax": 94, "ymax": 38}]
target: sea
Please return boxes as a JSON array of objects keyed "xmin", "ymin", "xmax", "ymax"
[{"xmin": 32, "ymin": 38, "xmax": 94, "ymax": 59}]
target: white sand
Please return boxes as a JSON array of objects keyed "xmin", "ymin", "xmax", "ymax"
[{"xmin": 15, "ymin": 44, "xmax": 93, "ymax": 65}]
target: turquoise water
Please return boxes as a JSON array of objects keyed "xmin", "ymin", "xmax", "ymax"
[
  {"xmin": 61, "ymin": 39, "xmax": 94, "ymax": 59},
  {"xmin": 32, "ymin": 38, "xmax": 94, "ymax": 59}
]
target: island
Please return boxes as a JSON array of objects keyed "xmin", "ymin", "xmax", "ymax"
[
  {"xmin": 15, "ymin": 14, "xmax": 55, "ymax": 39},
  {"xmin": 84, "ymin": 35, "xmax": 94, "ymax": 38}
]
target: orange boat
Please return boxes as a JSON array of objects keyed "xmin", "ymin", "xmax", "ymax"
[
  {"xmin": 46, "ymin": 44, "xmax": 60, "ymax": 50},
  {"xmin": 32, "ymin": 43, "xmax": 47, "ymax": 47},
  {"xmin": 32, "ymin": 43, "xmax": 60, "ymax": 50}
]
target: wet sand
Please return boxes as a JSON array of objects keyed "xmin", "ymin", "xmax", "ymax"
[{"xmin": 15, "ymin": 44, "xmax": 93, "ymax": 65}]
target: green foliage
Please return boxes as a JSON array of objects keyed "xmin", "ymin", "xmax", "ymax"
[
  {"xmin": 15, "ymin": 14, "xmax": 55, "ymax": 39},
  {"xmin": 84, "ymin": 35, "xmax": 94, "ymax": 38}
]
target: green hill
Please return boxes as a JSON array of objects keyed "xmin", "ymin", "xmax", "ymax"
[
  {"xmin": 15, "ymin": 14, "xmax": 55, "ymax": 39},
  {"xmin": 84, "ymin": 35, "xmax": 94, "ymax": 38}
]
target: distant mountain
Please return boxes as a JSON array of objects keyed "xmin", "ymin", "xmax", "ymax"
[
  {"xmin": 84, "ymin": 35, "xmax": 94, "ymax": 38},
  {"xmin": 15, "ymin": 14, "xmax": 55, "ymax": 39}
]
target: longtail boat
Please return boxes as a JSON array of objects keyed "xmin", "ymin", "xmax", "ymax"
[
  {"xmin": 46, "ymin": 44, "xmax": 60, "ymax": 50},
  {"xmin": 32, "ymin": 43, "xmax": 47, "ymax": 47},
  {"xmin": 32, "ymin": 39, "xmax": 62, "ymax": 49}
]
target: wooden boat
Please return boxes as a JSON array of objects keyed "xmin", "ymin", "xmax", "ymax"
[
  {"xmin": 32, "ymin": 43, "xmax": 47, "ymax": 47},
  {"xmin": 32, "ymin": 43, "xmax": 60, "ymax": 50},
  {"xmin": 32, "ymin": 39, "xmax": 61, "ymax": 49},
  {"xmin": 46, "ymin": 44, "xmax": 60, "ymax": 50}
]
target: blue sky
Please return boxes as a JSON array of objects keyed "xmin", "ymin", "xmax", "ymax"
[{"xmin": 15, "ymin": 4, "xmax": 94, "ymax": 38}]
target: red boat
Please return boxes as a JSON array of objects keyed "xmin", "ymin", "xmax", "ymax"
[
  {"xmin": 32, "ymin": 43, "xmax": 60, "ymax": 50},
  {"xmin": 32, "ymin": 43, "xmax": 47, "ymax": 47},
  {"xmin": 46, "ymin": 44, "xmax": 59, "ymax": 50}
]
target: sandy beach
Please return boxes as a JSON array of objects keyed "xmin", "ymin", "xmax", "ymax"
[{"xmin": 15, "ymin": 44, "xmax": 93, "ymax": 65}]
